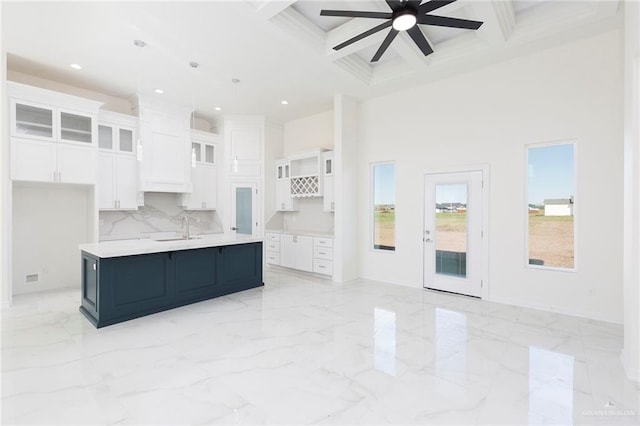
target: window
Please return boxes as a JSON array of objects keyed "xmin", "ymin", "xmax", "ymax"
[
  {"xmin": 373, "ymin": 162, "xmax": 396, "ymax": 251},
  {"xmin": 526, "ymin": 142, "xmax": 576, "ymax": 269}
]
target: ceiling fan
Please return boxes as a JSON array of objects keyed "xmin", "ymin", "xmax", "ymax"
[{"xmin": 320, "ymin": 0, "xmax": 483, "ymax": 62}]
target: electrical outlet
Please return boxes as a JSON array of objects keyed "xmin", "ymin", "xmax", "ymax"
[{"xmin": 26, "ymin": 274, "xmax": 38, "ymax": 283}]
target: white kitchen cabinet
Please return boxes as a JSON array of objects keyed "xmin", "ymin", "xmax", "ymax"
[
  {"xmin": 280, "ymin": 234, "xmax": 313, "ymax": 272},
  {"xmin": 182, "ymin": 130, "xmax": 218, "ymax": 210},
  {"xmin": 322, "ymin": 152, "xmax": 334, "ymax": 212},
  {"xmin": 313, "ymin": 237, "xmax": 334, "ymax": 276},
  {"xmin": 265, "ymin": 232, "xmax": 281, "ymax": 266},
  {"xmin": 275, "ymin": 159, "xmax": 296, "ymax": 211},
  {"xmin": 133, "ymin": 96, "xmax": 192, "ymax": 193},
  {"xmin": 98, "ymin": 152, "xmax": 138, "ymax": 210},
  {"xmin": 97, "ymin": 111, "xmax": 139, "ymax": 210},
  {"xmin": 224, "ymin": 117, "xmax": 264, "ymax": 177},
  {"xmin": 8, "ymin": 82, "xmax": 102, "ymax": 185}
]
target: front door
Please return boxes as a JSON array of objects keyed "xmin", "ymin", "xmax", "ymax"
[
  {"xmin": 423, "ymin": 171, "xmax": 483, "ymax": 297},
  {"xmin": 230, "ymin": 182, "xmax": 258, "ymax": 235}
]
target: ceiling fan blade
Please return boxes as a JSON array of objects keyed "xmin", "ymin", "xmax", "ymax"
[
  {"xmin": 333, "ymin": 21, "xmax": 393, "ymax": 50},
  {"xmin": 385, "ymin": 0, "xmax": 404, "ymax": 12},
  {"xmin": 407, "ymin": 26, "xmax": 434, "ymax": 56},
  {"xmin": 371, "ymin": 29, "xmax": 399, "ymax": 62},
  {"xmin": 320, "ymin": 10, "xmax": 393, "ymax": 19},
  {"xmin": 419, "ymin": 0, "xmax": 457, "ymax": 14},
  {"xmin": 418, "ymin": 14, "xmax": 484, "ymax": 30}
]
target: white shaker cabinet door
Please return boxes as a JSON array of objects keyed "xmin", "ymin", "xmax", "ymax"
[
  {"xmin": 57, "ymin": 143, "xmax": 96, "ymax": 184},
  {"xmin": 11, "ymin": 139, "xmax": 57, "ymax": 182},
  {"xmin": 98, "ymin": 152, "xmax": 116, "ymax": 209},
  {"xmin": 116, "ymin": 155, "xmax": 138, "ymax": 210}
]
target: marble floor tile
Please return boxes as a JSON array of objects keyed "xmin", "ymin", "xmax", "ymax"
[{"xmin": 2, "ymin": 268, "xmax": 638, "ymax": 425}]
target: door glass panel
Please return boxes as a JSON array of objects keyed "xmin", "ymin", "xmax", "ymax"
[
  {"xmin": 119, "ymin": 128, "xmax": 133, "ymax": 152},
  {"xmin": 61, "ymin": 112, "xmax": 92, "ymax": 143},
  {"xmin": 435, "ymin": 183, "xmax": 467, "ymax": 277},
  {"xmin": 98, "ymin": 125, "xmax": 113, "ymax": 149},
  {"xmin": 235, "ymin": 187, "xmax": 252, "ymax": 235},
  {"xmin": 192, "ymin": 143, "xmax": 201, "ymax": 162},
  {"xmin": 205, "ymin": 145, "xmax": 214, "ymax": 164},
  {"xmin": 15, "ymin": 103, "xmax": 53, "ymax": 138}
]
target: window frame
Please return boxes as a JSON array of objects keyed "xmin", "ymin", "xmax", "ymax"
[
  {"xmin": 371, "ymin": 161, "xmax": 397, "ymax": 253},
  {"xmin": 524, "ymin": 140, "xmax": 578, "ymax": 272}
]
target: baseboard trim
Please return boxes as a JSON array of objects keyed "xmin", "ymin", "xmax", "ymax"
[{"xmin": 488, "ymin": 295, "xmax": 622, "ymax": 325}]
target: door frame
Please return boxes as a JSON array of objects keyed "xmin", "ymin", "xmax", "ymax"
[
  {"xmin": 229, "ymin": 180, "xmax": 260, "ymax": 236},
  {"xmin": 422, "ymin": 164, "xmax": 490, "ymax": 300}
]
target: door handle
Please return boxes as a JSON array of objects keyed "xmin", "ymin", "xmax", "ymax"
[
  {"xmin": 231, "ymin": 227, "xmax": 238, "ymax": 231},
  {"xmin": 424, "ymin": 238, "xmax": 433, "ymax": 243}
]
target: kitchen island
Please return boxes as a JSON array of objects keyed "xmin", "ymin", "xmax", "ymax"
[{"xmin": 79, "ymin": 235, "xmax": 263, "ymax": 328}]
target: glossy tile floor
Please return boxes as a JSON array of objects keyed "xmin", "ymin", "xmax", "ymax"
[{"xmin": 2, "ymin": 268, "xmax": 639, "ymax": 425}]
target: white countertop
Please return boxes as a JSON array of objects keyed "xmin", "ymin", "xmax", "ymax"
[
  {"xmin": 80, "ymin": 234, "xmax": 263, "ymax": 258},
  {"xmin": 265, "ymin": 229, "xmax": 334, "ymax": 238}
]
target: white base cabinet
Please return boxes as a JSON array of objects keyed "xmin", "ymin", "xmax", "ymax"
[
  {"xmin": 265, "ymin": 231, "xmax": 333, "ymax": 276},
  {"xmin": 280, "ymin": 234, "xmax": 313, "ymax": 272}
]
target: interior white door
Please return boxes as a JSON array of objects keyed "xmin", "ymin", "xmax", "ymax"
[
  {"xmin": 423, "ymin": 171, "xmax": 483, "ymax": 297},
  {"xmin": 230, "ymin": 182, "xmax": 258, "ymax": 235}
]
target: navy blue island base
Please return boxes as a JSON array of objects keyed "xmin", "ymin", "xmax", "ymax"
[{"xmin": 79, "ymin": 242, "xmax": 263, "ymax": 328}]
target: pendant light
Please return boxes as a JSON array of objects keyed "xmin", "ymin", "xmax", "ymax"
[
  {"xmin": 134, "ymin": 39, "xmax": 146, "ymax": 162},
  {"xmin": 190, "ymin": 61, "xmax": 199, "ymax": 168}
]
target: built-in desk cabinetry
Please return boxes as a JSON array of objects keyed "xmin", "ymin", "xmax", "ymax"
[
  {"xmin": 265, "ymin": 231, "xmax": 333, "ymax": 276},
  {"xmin": 8, "ymin": 82, "xmax": 102, "ymax": 185}
]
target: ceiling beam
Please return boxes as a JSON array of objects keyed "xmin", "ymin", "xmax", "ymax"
[
  {"xmin": 470, "ymin": 0, "xmax": 515, "ymax": 44},
  {"xmin": 251, "ymin": 0, "xmax": 297, "ymax": 20}
]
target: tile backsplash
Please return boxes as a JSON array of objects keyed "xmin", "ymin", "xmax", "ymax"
[{"xmin": 99, "ymin": 192, "xmax": 223, "ymax": 240}]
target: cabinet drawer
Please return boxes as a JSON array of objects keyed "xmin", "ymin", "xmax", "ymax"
[
  {"xmin": 266, "ymin": 241, "xmax": 280, "ymax": 252},
  {"xmin": 313, "ymin": 246, "xmax": 333, "ymax": 260},
  {"xmin": 266, "ymin": 232, "xmax": 280, "ymax": 242},
  {"xmin": 266, "ymin": 252, "xmax": 280, "ymax": 265},
  {"xmin": 313, "ymin": 259, "xmax": 333, "ymax": 275},
  {"xmin": 314, "ymin": 237, "xmax": 333, "ymax": 248}
]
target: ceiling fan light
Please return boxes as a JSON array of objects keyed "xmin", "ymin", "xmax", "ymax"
[{"xmin": 392, "ymin": 12, "xmax": 417, "ymax": 31}]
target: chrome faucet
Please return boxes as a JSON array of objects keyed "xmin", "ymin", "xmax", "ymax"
[{"xmin": 181, "ymin": 216, "xmax": 190, "ymax": 240}]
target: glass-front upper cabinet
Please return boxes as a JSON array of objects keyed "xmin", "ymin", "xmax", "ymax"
[
  {"xmin": 60, "ymin": 111, "xmax": 92, "ymax": 143},
  {"xmin": 323, "ymin": 153, "xmax": 333, "ymax": 176},
  {"xmin": 192, "ymin": 141, "xmax": 216, "ymax": 165},
  {"xmin": 119, "ymin": 128, "xmax": 134, "ymax": 153},
  {"xmin": 205, "ymin": 144, "xmax": 215, "ymax": 165},
  {"xmin": 98, "ymin": 125, "xmax": 113, "ymax": 149},
  {"xmin": 99, "ymin": 123, "xmax": 135, "ymax": 154},
  {"xmin": 14, "ymin": 102, "xmax": 54, "ymax": 139}
]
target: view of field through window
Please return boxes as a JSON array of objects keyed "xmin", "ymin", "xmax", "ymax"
[
  {"xmin": 435, "ymin": 183, "xmax": 468, "ymax": 277},
  {"xmin": 373, "ymin": 163, "xmax": 395, "ymax": 251},
  {"xmin": 527, "ymin": 143, "xmax": 575, "ymax": 269}
]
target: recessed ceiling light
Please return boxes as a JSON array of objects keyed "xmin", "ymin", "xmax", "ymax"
[
  {"xmin": 214, "ymin": 107, "xmax": 222, "ymax": 111},
  {"xmin": 154, "ymin": 89, "xmax": 164, "ymax": 94},
  {"xmin": 281, "ymin": 100, "xmax": 289, "ymax": 105},
  {"xmin": 70, "ymin": 63, "xmax": 82, "ymax": 70}
]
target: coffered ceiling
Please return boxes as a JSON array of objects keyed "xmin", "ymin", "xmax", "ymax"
[{"xmin": 1, "ymin": 1, "xmax": 623, "ymax": 127}]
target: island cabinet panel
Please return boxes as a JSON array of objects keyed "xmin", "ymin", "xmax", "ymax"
[
  {"xmin": 109, "ymin": 253, "xmax": 172, "ymax": 315},
  {"xmin": 79, "ymin": 242, "xmax": 263, "ymax": 328},
  {"xmin": 173, "ymin": 247, "xmax": 220, "ymax": 301},
  {"xmin": 220, "ymin": 243, "xmax": 263, "ymax": 293}
]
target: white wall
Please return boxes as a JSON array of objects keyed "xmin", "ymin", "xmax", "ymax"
[
  {"xmin": 283, "ymin": 110, "xmax": 333, "ymax": 155},
  {"xmin": 357, "ymin": 30, "xmax": 624, "ymax": 323},
  {"xmin": 622, "ymin": 0, "xmax": 640, "ymax": 381},
  {"xmin": 12, "ymin": 183, "xmax": 90, "ymax": 295},
  {"xmin": 264, "ymin": 121, "xmax": 284, "ymax": 223},
  {"xmin": 1, "ymin": 46, "xmax": 11, "ymax": 307},
  {"xmin": 282, "ymin": 198, "xmax": 334, "ymax": 233}
]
